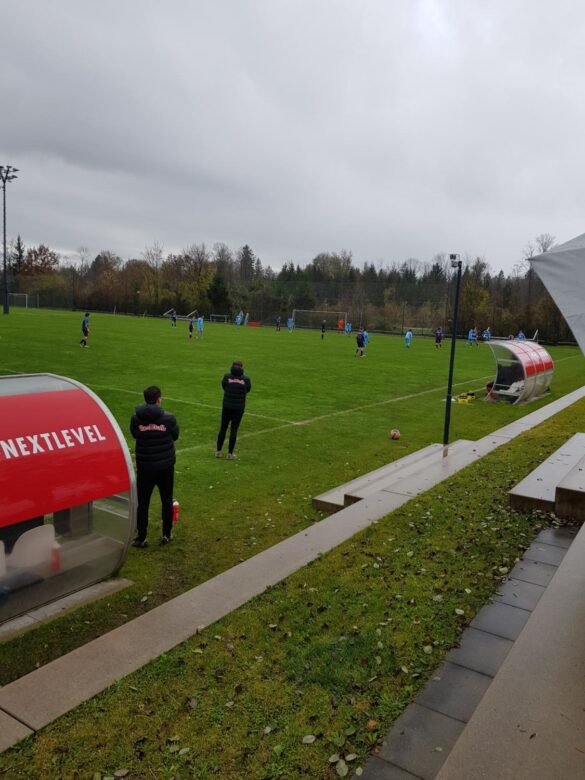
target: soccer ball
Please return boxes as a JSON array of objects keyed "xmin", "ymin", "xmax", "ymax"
[{"xmin": 390, "ymin": 428, "xmax": 401, "ymax": 440}]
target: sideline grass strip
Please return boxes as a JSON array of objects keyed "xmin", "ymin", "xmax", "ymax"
[{"xmin": 1, "ymin": 397, "xmax": 584, "ymax": 779}]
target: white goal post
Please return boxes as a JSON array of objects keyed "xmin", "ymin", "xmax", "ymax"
[
  {"xmin": 8, "ymin": 293, "xmax": 39, "ymax": 308},
  {"xmin": 210, "ymin": 313, "xmax": 229, "ymax": 323},
  {"xmin": 291, "ymin": 309, "xmax": 348, "ymax": 329}
]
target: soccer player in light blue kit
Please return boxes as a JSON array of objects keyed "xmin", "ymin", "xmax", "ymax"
[
  {"xmin": 196, "ymin": 315, "xmax": 204, "ymax": 339},
  {"xmin": 404, "ymin": 328, "xmax": 413, "ymax": 348}
]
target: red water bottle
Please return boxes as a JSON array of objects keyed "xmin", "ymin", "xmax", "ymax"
[{"xmin": 172, "ymin": 499, "xmax": 180, "ymax": 523}]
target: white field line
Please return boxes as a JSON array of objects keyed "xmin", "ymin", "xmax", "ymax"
[
  {"xmin": 2, "ymin": 353, "xmax": 583, "ymax": 456},
  {"xmin": 89, "ymin": 383, "xmax": 296, "ymax": 425},
  {"xmin": 175, "ymin": 373, "xmax": 494, "ymax": 455},
  {"xmin": 294, "ymin": 374, "xmax": 495, "ymax": 425}
]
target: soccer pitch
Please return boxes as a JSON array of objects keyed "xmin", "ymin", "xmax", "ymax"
[{"xmin": 0, "ymin": 308, "xmax": 584, "ymax": 681}]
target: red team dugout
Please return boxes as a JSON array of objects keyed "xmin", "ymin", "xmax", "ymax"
[
  {"xmin": 486, "ymin": 340, "xmax": 554, "ymax": 404},
  {"xmin": 0, "ymin": 373, "xmax": 136, "ymax": 623}
]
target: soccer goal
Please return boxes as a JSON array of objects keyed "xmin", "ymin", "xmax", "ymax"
[
  {"xmin": 210, "ymin": 313, "xmax": 229, "ymax": 323},
  {"xmin": 8, "ymin": 293, "xmax": 39, "ymax": 308},
  {"xmin": 291, "ymin": 309, "xmax": 348, "ymax": 330}
]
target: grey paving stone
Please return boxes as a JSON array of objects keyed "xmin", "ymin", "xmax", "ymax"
[
  {"xmin": 0, "ymin": 710, "xmax": 34, "ymax": 752},
  {"xmin": 523, "ymin": 542, "xmax": 566, "ymax": 566},
  {"xmin": 534, "ymin": 527, "xmax": 576, "ymax": 549},
  {"xmin": 361, "ymin": 756, "xmax": 423, "ymax": 779},
  {"xmin": 378, "ymin": 703, "xmax": 464, "ymax": 780},
  {"xmin": 470, "ymin": 602, "xmax": 531, "ymax": 641},
  {"xmin": 436, "ymin": 520, "xmax": 585, "ymax": 780},
  {"xmin": 492, "ymin": 578, "xmax": 546, "ymax": 612},
  {"xmin": 509, "ymin": 558, "xmax": 558, "ymax": 587},
  {"xmin": 415, "ymin": 662, "xmax": 492, "ymax": 723},
  {"xmin": 445, "ymin": 627, "xmax": 513, "ymax": 677}
]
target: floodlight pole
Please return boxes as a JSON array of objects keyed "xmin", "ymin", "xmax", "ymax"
[
  {"xmin": 1, "ymin": 165, "xmax": 19, "ymax": 315},
  {"xmin": 442, "ymin": 256, "xmax": 462, "ymax": 457}
]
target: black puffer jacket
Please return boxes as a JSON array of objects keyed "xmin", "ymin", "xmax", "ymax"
[
  {"xmin": 221, "ymin": 364, "xmax": 252, "ymax": 411},
  {"xmin": 130, "ymin": 404, "xmax": 179, "ymax": 471}
]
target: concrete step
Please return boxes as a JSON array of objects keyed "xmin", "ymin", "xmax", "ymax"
[
  {"xmin": 509, "ymin": 432, "xmax": 585, "ymax": 512},
  {"xmin": 555, "ymin": 454, "xmax": 585, "ymax": 522},
  {"xmin": 344, "ymin": 439, "xmax": 474, "ymax": 504},
  {"xmin": 312, "ymin": 443, "xmax": 443, "ymax": 512}
]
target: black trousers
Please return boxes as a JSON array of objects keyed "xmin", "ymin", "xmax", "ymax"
[
  {"xmin": 136, "ymin": 467, "xmax": 174, "ymax": 541},
  {"xmin": 216, "ymin": 408, "xmax": 244, "ymax": 454}
]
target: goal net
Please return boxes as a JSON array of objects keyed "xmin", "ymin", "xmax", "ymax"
[
  {"xmin": 210, "ymin": 314, "xmax": 229, "ymax": 323},
  {"xmin": 8, "ymin": 293, "xmax": 39, "ymax": 308},
  {"xmin": 291, "ymin": 309, "xmax": 348, "ymax": 330}
]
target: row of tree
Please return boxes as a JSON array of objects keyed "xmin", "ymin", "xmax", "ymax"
[{"xmin": 4, "ymin": 233, "xmax": 574, "ymax": 342}]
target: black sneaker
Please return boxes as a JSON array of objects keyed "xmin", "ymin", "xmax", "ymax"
[
  {"xmin": 161, "ymin": 535, "xmax": 172, "ymax": 544},
  {"xmin": 132, "ymin": 538, "xmax": 148, "ymax": 548}
]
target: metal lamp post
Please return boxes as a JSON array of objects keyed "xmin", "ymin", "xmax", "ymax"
[
  {"xmin": 442, "ymin": 254, "xmax": 463, "ymax": 457},
  {"xmin": 1, "ymin": 165, "xmax": 19, "ymax": 314}
]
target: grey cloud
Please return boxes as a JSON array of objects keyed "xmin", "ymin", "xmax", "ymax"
[{"xmin": 2, "ymin": 0, "xmax": 585, "ymax": 269}]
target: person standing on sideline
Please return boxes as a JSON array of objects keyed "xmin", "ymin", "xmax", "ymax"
[
  {"xmin": 80, "ymin": 312, "xmax": 90, "ymax": 347},
  {"xmin": 321, "ymin": 319, "xmax": 326, "ymax": 340},
  {"xmin": 215, "ymin": 360, "xmax": 251, "ymax": 460},
  {"xmin": 404, "ymin": 328, "xmax": 413, "ymax": 348},
  {"xmin": 517, "ymin": 329, "xmax": 526, "ymax": 340},
  {"xmin": 131, "ymin": 386, "xmax": 180, "ymax": 546}
]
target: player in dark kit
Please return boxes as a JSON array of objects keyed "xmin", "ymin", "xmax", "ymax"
[
  {"xmin": 215, "ymin": 360, "xmax": 252, "ymax": 460},
  {"xmin": 321, "ymin": 319, "xmax": 326, "ymax": 340},
  {"xmin": 131, "ymin": 385, "xmax": 180, "ymax": 546},
  {"xmin": 80, "ymin": 312, "xmax": 90, "ymax": 347},
  {"xmin": 355, "ymin": 330, "xmax": 365, "ymax": 357}
]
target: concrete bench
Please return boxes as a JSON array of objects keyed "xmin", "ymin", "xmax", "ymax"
[{"xmin": 509, "ymin": 432, "xmax": 585, "ymax": 514}]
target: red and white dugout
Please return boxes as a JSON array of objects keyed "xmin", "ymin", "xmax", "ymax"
[
  {"xmin": 486, "ymin": 340, "xmax": 554, "ymax": 404},
  {"xmin": 0, "ymin": 373, "xmax": 135, "ymax": 623}
]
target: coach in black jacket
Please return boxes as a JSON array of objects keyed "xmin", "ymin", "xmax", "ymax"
[
  {"xmin": 130, "ymin": 385, "xmax": 179, "ymax": 546},
  {"xmin": 215, "ymin": 360, "xmax": 251, "ymax": 460}
]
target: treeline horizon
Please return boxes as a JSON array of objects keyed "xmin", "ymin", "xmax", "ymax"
[{"xmin": 5, "ymin": 232, "xmax": 575, "ymax": 342}]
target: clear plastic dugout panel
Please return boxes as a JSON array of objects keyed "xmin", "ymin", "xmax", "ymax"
[
  {"xmin": 487, "ymin": 341, "xmax": 554, "ymax": 404},
  {"xmin": 0, "ymin": 374, "xmax": 136, "ymax": 623}
]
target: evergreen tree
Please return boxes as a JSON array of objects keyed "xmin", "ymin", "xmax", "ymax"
[
  {"xmin": 10, "ymin": 234, "xmax": 25, "ymax": 274},
  {"xmin": 208, "ymin": 270, "xmax": 232, "ymax": 313}
]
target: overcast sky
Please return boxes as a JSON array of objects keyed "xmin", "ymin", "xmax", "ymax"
[{"xmin": 2, "ymin": 0, "xmax": 584, "ymax": 273}]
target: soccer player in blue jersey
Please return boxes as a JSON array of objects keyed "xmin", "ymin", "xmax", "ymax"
[
  {"xmin": 80, "ymin": 312, "xmax": 90, "ymax": 347},
  {"xmin": 196, "ymin": 315, "xmax": 204, "ymax": 338},
  {"xmin": 404, "ymin": 328, "xmax": 413, "ymax": 348}
]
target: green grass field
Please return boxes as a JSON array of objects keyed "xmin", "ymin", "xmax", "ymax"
[
  {"xmin": 0, "ymin": 309, "xmax": 584, "ymax": 683},
  {"xmin": 1, "ymin": 309, "xmax": 585, "ymax": 778}
]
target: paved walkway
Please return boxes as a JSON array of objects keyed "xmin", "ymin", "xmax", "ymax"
[
  {"xmin": 362, "ymin": 525, "xmax": 581, "ymax": 779},
  {"xmin": 1, "ymin": 386, "xmax": 585, "ymax": 753}
]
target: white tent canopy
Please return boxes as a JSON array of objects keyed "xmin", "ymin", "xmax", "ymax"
[{"xmin": 531, "ymin": 232, "xmax": 585, "ymax": 354}]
